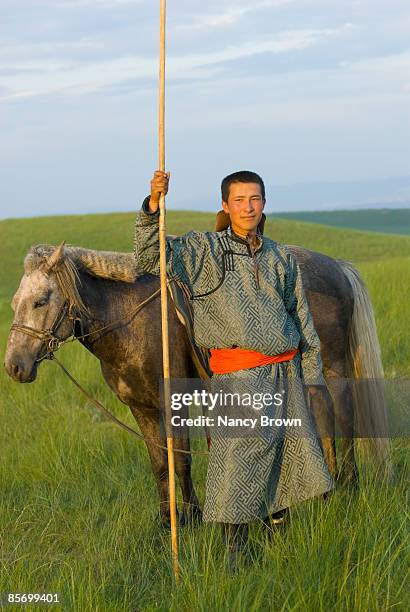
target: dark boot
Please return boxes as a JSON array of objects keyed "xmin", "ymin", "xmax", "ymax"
[{"xmin": 221, "ymin": 523, "xmax": 249, "ymax": 573}]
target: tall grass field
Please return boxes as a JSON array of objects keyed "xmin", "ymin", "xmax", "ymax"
[{"xmin": 1, "ymin": 211, "xmax": 409, "ymax": 611}]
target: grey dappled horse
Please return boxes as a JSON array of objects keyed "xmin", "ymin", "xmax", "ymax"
[{"xmin": 4, "ymin": 243, "xmax": 390, "ymax": 526}]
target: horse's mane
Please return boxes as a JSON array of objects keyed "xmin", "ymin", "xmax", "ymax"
[
  {"xmin": 24, "ymin": 245, "xmax": 146, "ymax": 317},
  {"xmin": 25, "ymin": 245, "xmax": 143, "ymax": 283}
]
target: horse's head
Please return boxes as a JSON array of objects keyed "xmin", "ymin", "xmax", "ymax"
[{"xmin": 4, "ymin": 242, "xmax": 87, "ymax": 383}]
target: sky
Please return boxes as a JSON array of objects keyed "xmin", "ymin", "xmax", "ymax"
[{"xmin": 0, "ymin": 0, "xmax": 409, "ymax": 218}]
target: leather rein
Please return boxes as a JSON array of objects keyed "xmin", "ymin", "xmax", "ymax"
[{"xmin": 10, "ymin": 288, "xmax": 208, "ymax": 457}]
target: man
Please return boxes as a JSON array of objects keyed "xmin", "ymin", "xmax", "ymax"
[{"xmin": 134, "ymin": 169, "xmax": 334, "ymax": 569}]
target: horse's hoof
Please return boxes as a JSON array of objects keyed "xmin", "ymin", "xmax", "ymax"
[
  {"xmin": 156, "ymin": 510, "xmax": 174, "ymax": 530},
  {"xmin": 179, "ymin": 505, "xmax": 203, "ymax": 527}
]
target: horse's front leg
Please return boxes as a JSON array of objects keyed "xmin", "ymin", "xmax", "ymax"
[
  {"xmin": 174, "ymin": 436, "xmax": 202, "ymax": 527},
  {"xmin": 131, "ymin": 409, "xmax": 173, "ymax": 528}
]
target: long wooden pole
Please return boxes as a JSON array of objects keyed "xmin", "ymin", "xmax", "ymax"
[{"xmin": 158, "ymin": 0, "xmax": 179, "ymax": 581}]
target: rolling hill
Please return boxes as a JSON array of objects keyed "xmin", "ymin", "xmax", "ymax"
[{"xmin": 269, "ymin": 208, "xmax": 410, "ymax": 235}]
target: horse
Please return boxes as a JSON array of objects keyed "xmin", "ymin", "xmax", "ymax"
[{"xmin": 4, "ymin": 241, "xmax": 390, "ymax": 526}]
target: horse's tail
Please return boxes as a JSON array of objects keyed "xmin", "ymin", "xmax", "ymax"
[{"xmin": 337, "ymin": 259, "xmax": 392, "ymax": 474}]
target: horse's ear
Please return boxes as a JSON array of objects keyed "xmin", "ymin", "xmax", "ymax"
[{"xmin": 43, "ymin": 241, "xmax": 66, "ymax": 273}]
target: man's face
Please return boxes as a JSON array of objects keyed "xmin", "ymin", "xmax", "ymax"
[{"xmin": 222, "ymin": 182, "xmax": 265, "ymax": 237}]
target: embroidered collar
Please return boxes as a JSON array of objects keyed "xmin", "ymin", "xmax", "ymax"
[{"xmin": 226, "ymin": 225, "xmax": 264, "ymax": 252}]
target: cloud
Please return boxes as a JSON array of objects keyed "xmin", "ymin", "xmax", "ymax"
[
  {"xmin": 0, "ymin": 26, "xmax": 341, "ymax": 102},
  {"xmin": 176, "ymin": 1, "xmax": 295, "ymax": 30},
  {"xmin": 58, "ymin": 0, "xmax": 144, "ymax": 6},
  {"xmin": 338, "ymin": 49, "xmax": 410, "ymax": 96}
]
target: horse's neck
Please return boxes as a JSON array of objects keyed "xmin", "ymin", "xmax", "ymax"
[
  {"xmin": 74, "ymin": 273, "xmax": 117, "ymax": 352},
  {"xmin": 73, "ymin": 272, "xmax": 154, "ymax": 359}
]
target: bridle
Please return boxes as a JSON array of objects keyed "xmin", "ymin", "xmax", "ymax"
[{"xmin": 11, "ymin": 300, "xmax": 77, "ymax": 362}]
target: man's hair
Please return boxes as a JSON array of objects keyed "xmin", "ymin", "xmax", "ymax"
[{"xmin": 221, "ymin": 170, "xmax": 266, "ymax": 203}]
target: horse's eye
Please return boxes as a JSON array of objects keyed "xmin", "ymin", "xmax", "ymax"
[{"xmin": 34, "ymin": 296, "xmax": 49, "ymax": 308}]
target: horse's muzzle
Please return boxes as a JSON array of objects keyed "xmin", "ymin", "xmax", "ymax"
[{"xmin": 4, "ymin": 356, "xmax": 38, "ymax": 383}]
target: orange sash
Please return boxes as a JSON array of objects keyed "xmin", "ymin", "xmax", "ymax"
[{"xmin": 209, "ymin": 346, "xmax": 298, "ymax": 375}]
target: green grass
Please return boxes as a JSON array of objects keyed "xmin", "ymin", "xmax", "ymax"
[
  {"xmin": 269, "ymin": 208, "xmax": 410, "ymax": 236},
  {"xmin": 0, "ymin": 211, "xmax": 409, "ymax": 610}
]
